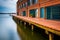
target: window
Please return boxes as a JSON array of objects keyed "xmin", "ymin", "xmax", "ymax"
[
  {"xmin": 46, "ymin": 5, "xmax": 60, "ymax": 20},
  {"xmin": 24, "ymin": 3, "xmax": 26, "ymax": 7},
  {"xmin": 40, "ymin": 8, "xmax": 44, "ymax": 18},
  {"xmin": 22, "ymin": 11, "xmax": 26, "ymax": 16},
  {"xmin": 20, "ymin": 4, "xmax": 23, "ymax": 8},
  {"xmin": 25, "ymin": 2, "xmax": 27, "ymax": 6},
  {"xmin": 32, "ymin": 0, "xmax": 38, "ymax": 4},
  {"xmin": 27, "ymin": 0, "xmax": 30, "ymax": 6},
  {"xmin": 19, "ymin": 6, "xmax": 20, "ymax": 9},
  {"xmin": 23, "ymin": 3, "xmax": 24, "ymax": 7},
  {"xmin": 19, "ymin": 5, "xmax": 21, "ymax": 9},
  {"xmin": 20, "ymin": 0, "xmax": 22, "ymax": 2},
  {"xmin": 20, "ymin": 5, "xmax": 22, "ymax": 8},
  {"xmin": 29, "ymin": 9, "xmax": 37, "ymax": 17},
  {"xmin": 30, "ymin": 0, "xmax": 32, "ymax": 5}
]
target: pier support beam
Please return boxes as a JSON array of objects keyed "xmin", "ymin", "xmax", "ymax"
[
  {"xmin": 20, "ymin": 21, "xmax": 22, "ymax": 23},
  {"xmin": 49, "ymin": 33, "xmax": 54, "ymax": 40},
  {"xmin": 45, "ymin": 30, "xmax": 49, "ymax": 35},
  {"xmin": 17, "ymin": 19, "xmax": 19, "ymax": 24},
  {"xmin": 29, "ymin": 23, "xmax": 31, "ymax": 25},
  {"xmin": 24, "ymin": 22, "xmax": 26, "ymax": 25},
  {"xmin": 18, "ymin": 20, "xmax": 20, "ymax": 24},
  {"xmin": 31, "ymin": 25, "xmax": 34, "ymax": 31},
  {"xmin": 45, "ymin": 30, "xmax": 54, "ymax": 40}
]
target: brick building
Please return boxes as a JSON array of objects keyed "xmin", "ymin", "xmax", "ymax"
[{"xmin": 17, "ymin": 0, "xmax": 60, "ymax": 20}]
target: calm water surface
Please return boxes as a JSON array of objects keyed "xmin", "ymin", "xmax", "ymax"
[
  {"xmin": 0, "ymin": 14, "xmax": 48, "ymax": 40},
  {"xmin": 0, "ymin": 14, "xmax": 20, "ymax": 40}
]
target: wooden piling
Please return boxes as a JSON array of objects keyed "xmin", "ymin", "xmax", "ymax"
[
  {"xmin": 45, "ymin": 30, "xmax": 49, "ymax": 34},
  {"xmin": 31, "ymin": 25, "xmax": 34, "ymax": 31},
  {"xmin": 45, "ymin": 30, "xmax": 54, "ymax": 40},
  {"xmin": 49, "ymin": 33, "xmax": 54, "ymax": 40},
  {"xmin": 24, "ymin": 22, "xmax": 26, "ymax": 25}
]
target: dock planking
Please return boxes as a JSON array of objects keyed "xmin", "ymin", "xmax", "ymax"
[{"xmin": 12, "ymin": 15, "xmax": 60, "ymax": 36}]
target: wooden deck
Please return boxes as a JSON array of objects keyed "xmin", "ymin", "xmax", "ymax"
[{"xmin": 12, "ymin": 15, "xmax": 60, "ymax": 36}]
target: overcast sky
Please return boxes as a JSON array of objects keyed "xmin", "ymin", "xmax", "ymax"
[{"xmin": 0, "ymin": 0, "xmax": 18, "ymax": 13}]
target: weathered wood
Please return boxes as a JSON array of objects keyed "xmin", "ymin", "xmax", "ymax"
[
  {"xmin": 12, "ymin": 15, "xmax": 60, "ymax": 36},
  {"xmin": 49, "ymin": 33, "xmax": 54, "ymax": 40}
]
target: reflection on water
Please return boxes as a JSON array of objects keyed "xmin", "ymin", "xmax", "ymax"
[
  {"xmin": 0, "ymin": 14, "xmax": 20, "ymax": 40},
  {"xmin": 17, "ymin": 22, "xmax": 48, "ymax": 40}
]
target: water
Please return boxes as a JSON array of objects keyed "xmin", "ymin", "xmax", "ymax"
[
  {"xmin": 0, "ymin": 14, "xmax": 48, "ymax": 40},
  {"xmin": 0, "ymin": 14, "xmax": 20, "ymax": 40},
  {"xmin": 16, "ymin": 21, "xmax": 48, "ymax": 40}
]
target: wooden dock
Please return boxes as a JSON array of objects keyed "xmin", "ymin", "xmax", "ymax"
[{"xmin": 12, "ymin": 15, "xmax": 60, "ymax": 40}]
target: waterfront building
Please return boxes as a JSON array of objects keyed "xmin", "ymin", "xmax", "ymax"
[{"xmin": 17, "ymin": 0, "xmax": 60, "ymax": 19}]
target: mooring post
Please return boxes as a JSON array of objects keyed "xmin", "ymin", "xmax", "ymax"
[
  {"xmin": 49, "ymin": 33, "xmax": 54, "ymax": 40},
  {"xmin": 31, "ymin": 25, "xmax": 34, "ymax": 31}
]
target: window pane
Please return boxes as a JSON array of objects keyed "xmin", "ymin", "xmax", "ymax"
[
  {"xmin": 40, "ymin": 8, "xmax": 44, "ymax": 18},
  {"xmin": 29, "ymin": 9, "xmax": 36, "ymax": 17},
  {"xmin": 32, "ymin": 0, "xmax": 38, "ymax": 4},
  {"xmin": 22, "ymin": 11, "xmax": 26, "ymax": 16},
  {"xmin": 46, "ymin": 5, "xmax": 60, "ymax": 20},
  {"xmin": 27, "ymin": 0, "xmax": 30, "ymax": 6}
]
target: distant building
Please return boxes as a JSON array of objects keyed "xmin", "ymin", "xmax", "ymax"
[{"xmin": 17, "ymin": 0, "xmax": 60, "ymax": 20}]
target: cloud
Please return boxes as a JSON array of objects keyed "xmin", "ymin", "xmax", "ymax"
[
  {"xmin": 0, "ymin": 6, "xmax": 16, "ymax": 13},
  {"xmin": 0, "ymin": 0, "xmax": 18, "ymax": 13}
]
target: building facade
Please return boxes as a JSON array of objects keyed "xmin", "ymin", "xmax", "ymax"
[{"xmin": 17, "ymin": 0, "xmax": 60, "ymax": 20}]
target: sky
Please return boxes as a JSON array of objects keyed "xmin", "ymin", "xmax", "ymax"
[{"xmin": 0, "ymin": 0, "xmax": 18, "ymax": 13}]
